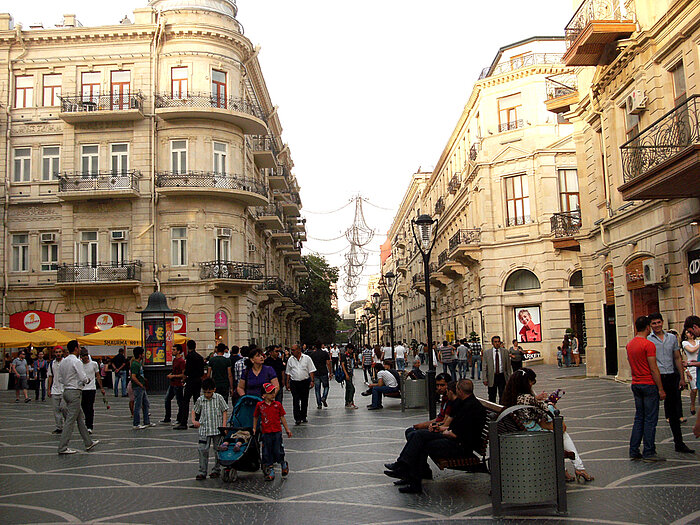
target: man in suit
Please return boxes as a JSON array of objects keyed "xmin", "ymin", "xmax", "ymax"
[{"xmin": 483, "ymin": 335, "xmax": 512, "ymax": 403}]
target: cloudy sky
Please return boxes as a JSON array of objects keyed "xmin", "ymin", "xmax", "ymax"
[{"xmin": 9, "ymin": 0, "xmax": 575, "ymax": 312}]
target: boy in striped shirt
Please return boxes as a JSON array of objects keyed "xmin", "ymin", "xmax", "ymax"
[{"xmin": 192, "ymin": 378, "xmax": 228, "ymax": 480}]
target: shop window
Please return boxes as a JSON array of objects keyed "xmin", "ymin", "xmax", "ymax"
[{"xmin": 504, "ymin": 269, "xmax": 540, "ymax": 291}]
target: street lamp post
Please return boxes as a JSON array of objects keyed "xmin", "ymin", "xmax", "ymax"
[
  {"xmin": 411, "ymin": 213, "xmax": 439, "ymax": 419},
  {"xmin": 381, "ymin": 271, "xmax": 397, "ymax": 351},
  {"xmin": 371, "ymin": 292, "xmax": 381, "ymax": 348},
  {"xmin": 364, "ymin": 308, "xmax": 372, "ymax": 346},
  {"xmin": 361, "ymin": 314, "xmax": 367, "ymax": 347}
]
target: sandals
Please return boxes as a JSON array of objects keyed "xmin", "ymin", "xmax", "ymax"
[
  {"xmin": 575, "ymin": 469, "xmax": 594, "ymax": 483},
  {"xmin": 564, "ymin": 471, "xmax": 575, "ymax": 482}
]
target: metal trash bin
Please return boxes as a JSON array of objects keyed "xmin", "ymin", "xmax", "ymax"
[
  {"xmin": 489, "ymin": 405, "xmax": 567, "ymax": 516},
  {"xmin": 401, "ymin": 378, "xmax": 427, "ymax": 410}
]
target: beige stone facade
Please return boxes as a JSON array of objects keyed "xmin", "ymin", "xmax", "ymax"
[{"xmin": 0, "ymin": 0, "xmax": 307, "ymax": 352}]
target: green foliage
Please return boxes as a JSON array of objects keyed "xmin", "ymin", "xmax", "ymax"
[{"xmin": 299, "ymin": 254, "xmax": 339, "ymax": 345}]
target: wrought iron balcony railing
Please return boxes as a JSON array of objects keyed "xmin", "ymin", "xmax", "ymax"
[
  {"xmin": 478, "ymin": 53, "xmax": 565, "ymax": 79},
  {"xmin": 565, "ymin": 0, "xmax": 636, "ymax": 49},
  {"xmin": 507, "ymin": 215, "xmax": 531, "ymax": 227},
  {"xmin": 155, "ymin": 171, "xmax": 266, "ymax": 197},
  {"xmin": 498, "ymin": 119, "xmax": 524, "ymax": 133},
  {"xmin": 59, "ymin": 93, "xmax": 144, "ymax": 113},
  {"xmin": 200, "ymin": 261, "xmax": 264, "ymax": 281},
  {"xmin": 412, "ymin": 273, "xmax": 425, "ymax": 285},
  {"xmin": 449, "ymin": 229, "xmax": 481, "ymax": 252},
  {"xmin": 268, "ymin": 165, "xmax": 290, "ymax": 179},
  {"xmin": 435, "ymin": 197, "xmax": 445, "ymax": 215},
  {"xmin": 257, "ymin": 277, "xmax": 284, "ymax": 292},
  {"xmin": 154, "ymin": 92, "xmax": 266, "ymax": 121},
  {"xmin": 448, "ymin": 175, "xmax": 460, "ymax": 194},
  {"xmin": 274, "ymin": 190, "xmax": 302, "ymax": 206},
  {"xmin": 58, "ymin": 170, "xmax": 140, "ymax": 192},
  {"xmin": 57, "ymin": 261, "xmax": 142, "ymax": 283},
  {"xmin": 469, "ymin": 143, "xmax": 479, "ymax": 161},
  {"xmin": 546, "ymin": 74, "xmax": 578, "ymax": 99},
  {"xmin": 255, "ymin": 203, "xmax": 284, "ymax": 220},
  {"xmin": 550, "ymin": 210, "xmax": 582, "ymax": 237},
  {"xmin": 621, "ymin": 94, "xmax": 700, "ymax": 183},
  {"xmin": 438, "ymin": 250, "xmax": 448, "ymax": 268},
  {"xmin": 247, "ymin": 135, "xmax": 279, "ymax": 156}
]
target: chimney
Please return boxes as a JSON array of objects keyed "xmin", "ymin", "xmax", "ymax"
[
  {"xmin": 61, "ymin": 14, "xmax": 82, "ymax": 27},
  {"xmin": 29, "ymin": 21, "xmax": 44, "ymax": 29},
  {"xmin": 0, "ymin": 14, "xmax": 14, "ymax": 31}
]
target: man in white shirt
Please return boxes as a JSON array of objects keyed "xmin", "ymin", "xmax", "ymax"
[
  {"xmin": 80, "ymin": 348, "xmax": 105, "ymax": 434},
  {"xmin": 330, "ymin": 345, "xmax": 340, "ymax": 373},
  {"xmin": 394, "ymin": 342, "xmax": 407, "ymax": 372},
  {"xmin": 285, "ymin": 344, "xmax": 316, "ymax": 425},
  {"xmin": 47, "ymin": 346, "xmax": 68, "ymax": 434},
  {"xmin": 383, "ymin": 344, "xmax": 393, "ymax": 361},
  {"xmin": 366, "ymin": 362, "xmax": 399, "ymax": 410},
  {"xmin": 56, "ymin": 340, "xmax": 99, "ymax": 454}
]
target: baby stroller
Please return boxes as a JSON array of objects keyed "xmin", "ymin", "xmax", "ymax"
[{"xmin": 217, "ymin": 395, "xmax": 261, "ymax": 482}]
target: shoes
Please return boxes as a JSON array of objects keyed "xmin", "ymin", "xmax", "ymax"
[
  {"xmin": 87, "ymin": 429, "xmax": 92, "ymax": 434},
  {"xmin": 691, "ymin": 409, "xmax": 697, "ymax": 416},
  {"xmin": 642, "ymin": 454, "xmax": 666, "ymax": 462},
  {"xmin": 302, "ymin": 419, "xmax": 308, "ymax": 423},
  {"xmin": 264, "ymin": 467, "xmax": 275, "ymax": 481},
  {"xmin": 86, "ymin": 440, "xmax": 100, "ymax": 451},
  {"xmin": 575, "ymin": 469, "xmax": 594, "ymax": 483},
  {"xmin": 15, "ymin": 399, "xmax": 19, "ymax": 402},
  {"xmin": 384, "ymin": 469, "xmax": 406, "ymax": 480},
  {"xmin": 294, "ymin": 420, "xmax": 301, "ymax": 426},
  {"xmin": 393, "ymin": 479, "xmax": 410, "ymax": 486},
  {"xmin": 173, "ymin": 425, "xmax": 187, "ymax": 430},
  {"xmin": 209, "ymin": 472, "xmax": 220, "ymax": 479},
  {"xmin": 147, "ymin": 423, "xmax": 157, "ymax": 427},
  {"xmin": 368, "ymin": 405, "xmax": 383, "ymax": 410},
  {"xmin": 361, "ymin": 391, "xmax": 371, "ymax": 396},
  {"xmin": 322, "ymin": 399, "xmax": 328, "ymax": 407},
  {"xmin": 51, "ymin": 429, "xmax": 62, "ymax": 435},
  {"xmin": 58, "ymin": 448, "xmax": 78, "ymax": 455},
  {"xmin": 398, "ymin": 483, "xmax": 422, "ymax": 494},
  {"xmin": 196, "ymin": 474, "xmax": 206, "ymax": 480},
  {"xmin": 160, "ymin": 419, "xmax": 171, "ymax": 424},
  {"xmin": 349, "ymin": 404, "xmax": 358, "ymax": 409},
  {"xmin": 317, "ymin": 404, "xmax": 322, "ymax": 410},
  {"xmin": 281, "ymin": 461, "xmax": 289, "ymax": 476},
  {"xmin": 24, "ymin": 398, "xmax": 30, "ymax": 403},
  {"xmin": 189, "ymin": 424, "xmax": 197, "ymax": 428},
  {"xmin": 680, "ymin": 417, "xmax": 687, "ymax": 423},
  {"xmin": 564, "ymin": 471, "xmax": 575, "ymax": 483},
  {"xmin": 133, "ymin": 424, "xmax": 147, "ymax": 430},
  {"xmin": 629, "ymin": 453, "xmax": 643, "ymax": 461},
  {"xmin": 384, "ymin": 462, "xmax": 398, "ymax": 470},
  {"xmin": 675, "ymin": 444, "xmax": 695, "ymax": 454}
]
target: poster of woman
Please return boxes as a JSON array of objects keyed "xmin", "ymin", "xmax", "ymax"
[{"xmin": 515, "ymin": 306, "xmax": 542, "ymax": 343}]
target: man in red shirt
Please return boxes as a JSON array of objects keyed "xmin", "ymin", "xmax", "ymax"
[
  {"xmin": 253, "ymin": 382, "xmax": 292, "ymax": 481},
  {"xmin": 162, "ymin": 345, "xmax": 186, "ymax": 428},
  {"xmin": 626, "ymin": 316, "xmax": 666, "ymax": 462}
]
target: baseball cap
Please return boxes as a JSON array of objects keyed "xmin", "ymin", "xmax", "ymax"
[{"xmin": 263, "ymin": 382, "xmax": 275, "ymax": 394}]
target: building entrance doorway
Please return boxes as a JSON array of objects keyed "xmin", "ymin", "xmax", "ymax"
[
  {"xmin": 603, "ymin": 267, "xmax": 618, "ymax": 376},
  {"xmin": 569, "ymin": 303, "xmax": 586, "ymax": 357}
]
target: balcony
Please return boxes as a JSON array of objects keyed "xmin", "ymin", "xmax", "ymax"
[
  {"xmin": 438, "ymin": 250, "xmax": 448, "ymax": 268},
  {"xmin": 619, "ymin": 95, "xmax": 700, "ymax": 200},
  {"xmin": 56, "ymin": 261, "xmax": 142, "ymax": 289},
  {"xmin": 498, "ymin": 119, "xmax": 524, "ymax": 133},
  {"xmin": 59, "ymin": 94, "xmax": 144, "ymax": 123},
  {"xmin": 435, "ymin": 197, "xmax": 445, "ymax": 215},
  {"xmin": 411, "ymin": 272, "xmax": 426, "ymax": 293},
  {"xmin": 270, "ymin": 229, "xmax": 294, "ymax": 247},
  {"xmin": 545, "ymin": 74, "xmax": 579, "ymax": 114},
  {"xmin": 199, "ymin": 261, "xmax": 264, "ymax": 284},
  {"xmin": 550, "ymin": 210, "xmax": 582, "ymax": 251},
  {"xmin": 268, "ymin": 166, "xmax": 290, "ymax": 191},
  {"xmin": 155, "ymin": 171, "xmax": 268, "ymax": 206},
  {"xmin": 254, "ymin": 204, "xmax": 284, "ymax": 230},
  {"xmin": 448, "ymin": 175, "xmax": 460, "ymax": 194},
  {"xmin": 58, "ymin": 171, "xmax": 140, "ymax": 200},
  {"xmin": 469, "ymin": 143, "xmax": 479, "ymax": 161},
  {"xmin": 563, "ymin": 0, "xmax": 636, "ymax": 67},
  {"xmin": 479, "ymin": 53, "xmax": 564, "ymax": 79},
  {"xmin": 395, "ymin": 256, "xmax": 407, "ymax": 275},
  {"xmin": 394, "ymin": 234, "xmax": 406, "ymax": 249},
  {"xmin": 274, "ymin": 191, "xmax": 301, "ymax": 217},
  {"xmin": 449, "ymin": 229, "xmax": 481, "ymax": 265},
  {"xmin": 154, "ymin": 93, "xmax": 267, "ymax": 135},
  {"xmin": 247, "ymin": 136, "xmax": 278, "ymax": 169}
]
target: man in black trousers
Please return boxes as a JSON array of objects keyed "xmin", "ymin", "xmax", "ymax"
[
  {"xmin": 175, "ymin": 339, "xmax": 204, "ymax": 430},
  {"xmin": 285, "ymin": 344, "xmax": 316, "ymax": 425}
]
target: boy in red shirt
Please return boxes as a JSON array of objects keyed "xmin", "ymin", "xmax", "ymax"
[{"xmin": 254, "ymin": 382, "xmax": 292, "ymax": 480}]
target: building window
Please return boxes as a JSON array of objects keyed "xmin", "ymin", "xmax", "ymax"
[
  {"xmin": 171, "ymin": 227, "xmax": 188, "ymax": 266},
  {"xmin": 42, "ymin": 146, "xmax": 60, "ymax": 181},
  {"xmin": 78, "ymin": 231, "xmax": 98, "ymax": 266},
  {"xmin": 171, "ymin": 67, "xmax": 188, "ymax": 98},
  {"xmin": 43, "ymin": 74, "xmax": 61, "ymax": 106},
  {"xmin": 171, "ymin": 140, "xmax": 187, "ymax": 173},
  {"xmin": 111, "ymin": 235, "xmax": 128, "ymax": 265},
  {"xmin": 110, "ymin": 70, "xmax": 131, "ymax": 109},
  {"xmin": 12, "ymin": 234, "xmax": 29, "ymax": 272},
  {"xmin": 111, "ymin": 143, "xmax": 129, "ymax": 174},
  {"xmin": 81, "ymin": 72, "xmax": 101, "ymax": 103},
  {"xmin": 215, "ymin": 234, "xmax": 230, "ymax": 262},
  {"xmin": 13, "ymin": 148, "xmax": 31, "ymax": 182},
  {"xmin": 504, "ymin": 174, "xmax": 530, "ymax": 226},
  {"xmin": 213, "ymin": 142, "xmax": 227, "ymax": 174},
  {"xmin": 498, "ymin": 93, "xmax": 522, "ymax": 132},
  {"xmin": 504, "ymin": 269, "xmax": 540, "ymax": 291},
  {"xmin": 212, "ymin": 69, "xmax": 227, "ymax": 108},
  {"xmin": 558, "ymin": 168, "xmax": 579, "ymax": 212},
  {"xmin": 81, "ymin": 145, "xmax": 99, "ymax": 175},
  {"xmin": 569, "ymin": 270, "xmax": 583, "ymax": 288},
  {"xmin": 15, "ymin": 76, "xmax": 34, "ymax": 108},
  {"xmin": 41, "ymin": 237, "xmax": 59, "ymax": 271},
  {"xmin": 671, "ymin": 61, "xmax": 686, "ymax": 106}
]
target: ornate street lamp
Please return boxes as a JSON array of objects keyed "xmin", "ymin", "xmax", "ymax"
[
  {"xmin": 363, "ymin": 310, "xmax": 371, "ymax": 346},
  {"xmin": 411, "ymin": 213, "xmax": 439, "ymax": 419},
  {"xmin": 381, "ymin": 271, "xmax": 397, "ymax": 351},
  {"xmin": 371, "ymin": 292, "xmax": 381, "ymax": 348}
]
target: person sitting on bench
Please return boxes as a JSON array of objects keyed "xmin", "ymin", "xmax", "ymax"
[
  {"xmin": 406, "ymin": 358, "xmax": 426, "ymax": 380},
  {"xmin": 362, "ymin": 362, "xmax": 399, "ymax": 410}
]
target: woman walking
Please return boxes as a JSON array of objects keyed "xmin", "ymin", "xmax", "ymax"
[
  {"xmin": 682, "ymin": 328, "xmax": 699, "ymax": 416},
  {"xmin": 237, "ymin": 348, "xmax": 279, "ymax": 398}
]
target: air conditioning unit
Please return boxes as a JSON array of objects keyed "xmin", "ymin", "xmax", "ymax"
[
  {"xmin": 626, "ymin": 90, "xmax": 647, "ymax": 115},
  {"xmin": 248, "ymin": 243, "xmax": 257, "ymax": 253},
  {"xmin": 643, "ymin": 258, "xmax": 666, "ymax": 286},
  {"xmin": 216, "ymin": 227, "xmax": 232, "ymax": 238},
  {"xmin": 40, "ymin": 232, "xmax": 57, "ymax": 243},
  {"xmin": 111, "ymin": 230, "xmax": 128, "ymax": 241}
]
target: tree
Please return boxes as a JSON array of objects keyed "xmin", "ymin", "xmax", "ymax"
[{"xmin": 299, "ymin": 254, "xmax": 339, "ymax": 345}]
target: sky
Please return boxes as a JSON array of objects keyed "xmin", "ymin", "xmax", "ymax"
[{"xmin": 8, "ymin": 0, "xmax": 575, "ymax": 313}]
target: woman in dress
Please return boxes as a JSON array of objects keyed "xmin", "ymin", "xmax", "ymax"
[
  {"xmin": 502, "ymin": 368, "xmax": 594, "ymax": 483},
  {"xmin": 236, "ymin": 348, "xmax": 279, "ymax": 398},
  {"xmin": 682, "ymin": 328, "xmax": 699, "ymax": 416}
]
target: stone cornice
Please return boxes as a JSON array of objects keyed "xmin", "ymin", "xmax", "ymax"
[{"xmin": 0, "ymin": 26, "xmax": 156, "ymax": 45}]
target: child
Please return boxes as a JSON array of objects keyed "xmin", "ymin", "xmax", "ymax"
[
  {"xmin": 192, "ymin": 377, "xmax": 228, "ymax": 480},
  {"xmin": 218, "ymin": 429, "xmax": 251, "ymax": 452},
  {"xmin": 557, "ymin": 346, "xmax": 563, "ymax": 368},
  {"xmin": 253, "ymin": 382, "xmax": 292, "ymax": 481}
]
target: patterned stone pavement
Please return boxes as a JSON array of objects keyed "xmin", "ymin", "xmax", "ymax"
[{"xmin": 0, "ymin": 364, "xmax": 698, "ymax": 524}]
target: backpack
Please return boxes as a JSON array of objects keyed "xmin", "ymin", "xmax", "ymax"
[{"xmin": 334, "ymin": 363, "xmax": 346, "ymax": 384}]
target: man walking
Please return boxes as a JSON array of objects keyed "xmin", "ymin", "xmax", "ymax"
[
  {"xmin": 627, "ymin": 315, "xmax": 666, "ymax": 461},
  {"xmin": 162, "ymin": 344, "xmax": 185, "ymax": 426},
  {"xmin": 178, "ymin": 339, "xmax": 205, "ymax": 429},
  {"xmin": 438, "ymin": 341, "xmax": 457, "ymax": 379},
  {"xmin": 56, "ymin": 340, "xmax": 99, "ymax": 454},
  {"xmin": 10, "ymin": 350, "xmax": 30, "ymax": 403},
  {"xmin": 285, "ymin": 344, "xmax": 316, "ymax": 425},
  {"xmin": 395, "ymin": 341, "xmax": 407, "ymax": 372},
  {"xmin": 469, "ymin": 334, "xmax": 482, "ymax": 380},
  {"xmin": 483, "ymin": 335, "xmax": 512, "ymax": 403},
  {"xmin": 111, "ymin": 347, "xmax": 128, "ymax": 397},
  {"xmin": 131, "ymin": 347, "xmax": 155, "ymax": 430},
  {"xmin": 647, "ymin": 313, "xmax": 694, "ymax": 454},
  {"xmin": 362, "ymin": 344, "xmax": 374, "ymax": 382},
  {"xmin": 47, "ymin": 347, "xmax": 67, "ymax": 434},
  {"xmin": 208, "ymin": 343, "xmax": 233, "ymax": 404},
  {"xmin": 456, "ymin": 339, "xmax": 469, "ymax": 379},
  {"xmin": 309, "ymin": 344, "xmax": 331, "ymax": 409},
  {"xmin": 264, "ymin": 345, "xmax": 286, "ymax": 403},
  {"xmin": 80, "ymin": 348, "xmax": 104, "ymax": 434}
]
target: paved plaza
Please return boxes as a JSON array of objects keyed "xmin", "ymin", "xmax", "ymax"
[{"xmin": 0, "ymin": 364, "xmax": 698, "ymax": 525}]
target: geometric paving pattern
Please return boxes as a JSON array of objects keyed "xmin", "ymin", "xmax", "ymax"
[{"xmin": 1, "ymin": 364, "xmax": 698, "ymax": 524}]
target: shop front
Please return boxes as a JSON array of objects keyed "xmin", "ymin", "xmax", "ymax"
[
  {"xmin": 626, "ymin": 256, "xmax": 659, "ymax": 320},
  {"xmin": 215, "ymin": 310, "xmax": 228, "ymax": 347},
  {"xmin": 688, "ymin": 248, "xmax": 700, "ymax": 313},
  {"xmin": 84, "ymin": 312, "xmax": 125, "ymax": 334},
  {"xmin": 603, "ymin": 267, "xmax": 618, "ymax": 376},
  {"xmin": 9, "ymin": 311, "xmax": 55, "ymax": 332}
]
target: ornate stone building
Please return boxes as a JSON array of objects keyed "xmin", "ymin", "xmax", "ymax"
[{"xmin": 0, "ymin": 0, "xmax": 307, "ymax": 352}]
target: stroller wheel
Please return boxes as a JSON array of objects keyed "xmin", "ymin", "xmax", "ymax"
[
  {"xmin": 222, "ymin": 469, "xmax": 231, "ymax": 483},
  {"xmin": 230, "ymin": 469, "xmax": 238, "ymax": 482}
]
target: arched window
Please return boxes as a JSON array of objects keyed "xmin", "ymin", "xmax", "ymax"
[
  {"xmin": 569, "ymin": 270, "xmax": 583, "ymax": 288},
  {"xmin": 504, "ymin": 269, "xmax": 540, "ymax": 291}
]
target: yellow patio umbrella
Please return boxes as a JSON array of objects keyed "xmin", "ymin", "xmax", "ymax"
[
  {"xmin": 78, "ymin": 324, "xmax": 188, "ymax": 347},
  {"xmin": 30, "ymin": 327, "xmax": 80, "ymax": 347},
  {"xmin": 0, "ymin": 327, "xmax": 36, "ymax": 348}
]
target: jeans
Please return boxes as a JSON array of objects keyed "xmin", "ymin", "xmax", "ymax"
[
  {"xmin": 660, "ymin": 373, "xmax": 684, "ymax": 446},
  {"xmin": 564, "ymin": 352, "xmax": 572, "ymax": 367},
  {"xmin": 442, "ymin": 361, "xmax": 457, "ymax": 380},
  {"xmin": 363, "ymin": 365, "xmax": 373, "ymax": 382},
  {"xmin": 261, "ymin": 431, "xmax": 285, "ymax": 466},
  {"xmin": 114, "ymin": 371, "xmax": 127, "ymax": 396},
  {"xmin": 396, "ymin": 358, "xmax": 406, "ymax": 372},
  {"xmin": 290, "ymin": 379, "xmax": 311, "ymax": 422},
  {"xmin": 314, "ymin": 374, "xmax": 329, "ymax": 406},
  {"xmin": 471, "ymin": 356, "xmax": 482, "ymax": 380},
  {"xmin": 81, "ymin": 389, "xmax": 96, "ymax": 430},
  {"xmin": 35, "ymin": 378, "xmax": 46, "ymax": 400},
  {"xmin": 58, "ymin": 389, "xmax": 92, "ymax": 453},
  {"xmin": 345, "ymin": 375, "xmax": 355, "ymax": 405},
  {"xmin": 198, "ymin": 434, "xmax": 222, "ymax": 475},
  {"xmin": 133, "ymin": 386, "xmax": 151, "ymax": 426},
  {"xmin": 630, "ymin": 383, "xmax": 660, "ymax": 458},
  {"xmin": 51, "ymin": 393, "xmax": 66, "ymax": 431},
  {"xmin": 370, "ymin": 385, "xmax": 398, "ymax": 407},
  {"xmin": 164, "ymin": 385, "xmax": 184, "ymax": 422},
  {"xmin": 457, "ymin": 360, "xmax": 469, "ymax": 379}
]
